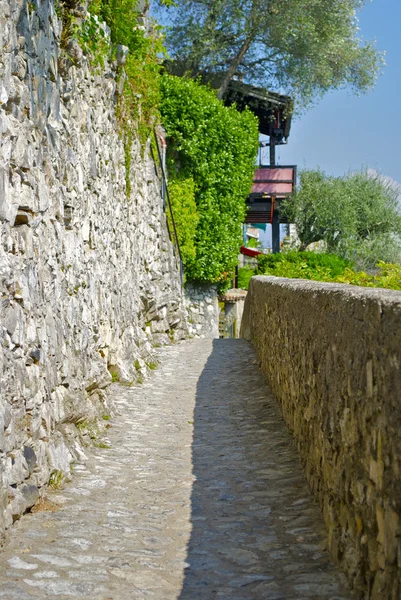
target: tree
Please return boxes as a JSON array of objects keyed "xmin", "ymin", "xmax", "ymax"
[
  {"xmin": 160, "ymin": 75, "xmax": 259, "ymax": 285},
  {"xmin": 156, "ymin": 0, "xmax": 384, "ymax": 104},
  {"xmin": 283, "ymin": 169, "xmax": 401, "ymax": 268}
]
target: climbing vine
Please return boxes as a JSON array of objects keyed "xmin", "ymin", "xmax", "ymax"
[
  {"xmin": 88, "ymin": 0, "xmax": 167, "ymax": 166},
  {"xmin": 58, "ymin": 0, "xmax": 168, "ymax": 194}
]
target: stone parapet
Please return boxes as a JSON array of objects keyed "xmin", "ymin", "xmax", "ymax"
[{"xmin": 242, "ymin": 276, "xmax": 401, "ymax": 599}]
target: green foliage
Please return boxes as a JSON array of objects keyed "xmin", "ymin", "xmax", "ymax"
[
  {"xmin": 160, "ymin": 75, "xmax": 259, "ymax": 284},
  {"xmin": 117, "ymin": 28, "xmax": 165, "ymax": 152},
  {"xmin": 237, "ymin": 266, "xmax": 255, "ymax": 290},
  {"xmin": 108, "ymin": 366, "xmax": 119, "ymax": 382},
  {"xmin": 78, "ymin": 13, "xmax": 111, "ymax": 66},
  {"xmin": 89, "ymin": 0, "xmax": 147, "ymax": 49},
  {"xmin": 158, "ymin": 0, "xmax": 384, "ymax": 105},
  {"xmin": 146, "ymin": 360, "xmax": 159, "ymax": 370},
  {"xmin": 246, "ymin": 237, "xmax": 263, "ymax": 250},
  {"xmin": 336, "ymin": 261, "xmax": 401, "ymax": 290},
  {"xmin": 75, "ymin": 418, "xmax": 89, "ymax": 431},
  {"xmin": 167, "ymin": 176, "xmax": 199, "ymax": 266},
  {"xmin": 49, "ymin": 470, "xmax": 64, "ymax": 489},
  {"xmin": 256, "ymin": 252, "xmax": 401, "ymax": 290},
  {"xmin": 283, "ymin": 169, "xmax": 401, "ymax": 268},
  {"xmin": 95, "ymin": 441, "xmax": 112, "ymax": 448},
  {"xmin": 257, "ymin": 251, "xmax": 352, "ymax": 281},
  {"xmin": 82, "ymin": 0, "xmax": 166, "ymax": 172}
]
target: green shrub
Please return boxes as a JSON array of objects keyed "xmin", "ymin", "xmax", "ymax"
[
  {"xmin": 237, "ymin": 266, "xmax": 256, "ymax": 290},
  {"xmin": 256, "ymin": 251, "xmax": 401, "ymax": 290},
  {"xmin": 336, "ymin": 261, "xmax": 401, "ymax": 290},
  {"xmin": 257, "ymin": 251, "xmax": 351, "ymax": 281},
  {"xmin": 167, "ymin": 176, "xmax": 199, "ymax": 267},
  {"xmin": 160, "ymin": 75, "xmax": 259, "ymax": 286},
  {"xmin": 246, "ymin": 238, "xmax": 263, "ymax": 250}
]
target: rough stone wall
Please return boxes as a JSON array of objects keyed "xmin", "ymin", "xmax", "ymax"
[
  {"xmin": 219, "ymin": 289, "xmax": 247, "ymax": 338},
  {"xmin": 242, "ymin": 276, "xmax": 401, "ymax": 599},
  {"xmin": 184, "ymin": 283, "xmax": 219, "ymax": 338},
  {"xmin": 0, "ymin": 0, "xmax": 187, "ymax": 538}
]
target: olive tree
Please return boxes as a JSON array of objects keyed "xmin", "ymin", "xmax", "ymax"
[
  {"xmin": 283, "ymin": 169, "xmax": 401, "ymax": 268},
  {"xmin": 156, "ymin": 0, "xmax": 384, "ymax": 104}
]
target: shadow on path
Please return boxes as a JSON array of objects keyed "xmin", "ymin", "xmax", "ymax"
[{"xmin": 179, "ymin": 339, "xmax": 352, "ymax": 600}]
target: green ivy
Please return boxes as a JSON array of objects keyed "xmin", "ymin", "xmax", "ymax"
[{"xmin": 160, "ymin": 75, "xmax": 259, "ymax": 285}]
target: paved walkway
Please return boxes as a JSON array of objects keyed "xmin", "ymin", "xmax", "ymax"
[{"xmin": 0, "ymin": 339, "xmax": 352, "ymax": 599}]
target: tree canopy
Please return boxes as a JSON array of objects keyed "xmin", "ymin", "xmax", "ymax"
[
  {"xmin": 283, "ymin": 169, "xmax": 401, "ymax": 268},
  {"xmin": 157, "ymin": 0, "xmax": 384, "ymax": 104},
  {"xmin": 160, "ymin": 75, "xmax": 259, "ymax": 285}
]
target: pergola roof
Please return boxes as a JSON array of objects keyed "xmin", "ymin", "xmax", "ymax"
[{"xmin": 223, "ymin": 81, "xmax": 293, "ymax": 142}]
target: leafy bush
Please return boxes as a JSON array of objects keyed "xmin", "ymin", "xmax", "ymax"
[
  {"xmin": 283, "ymin": 169, "xmax": 401, "ymax": 268},
  {"xmin": 257, "ymin": 251, "xmax": 351, "ymax": 282},
  {"xmin": 256, "ymin": 251, "xmax": 401, "ymax": 290},
  {"xmin": 167, "ymin": 176, "xmax": 199, "ymax": 266},
  {"xmin": 336, "ymin": 261, "xmax": 401, "ymax": 290},
  {"xmin": 237, "ymin": 266, "xmax": 256, "ymax": 290},
  {"xmin": 246, "ymin": 237, "xmax": 263, "ymax": 250},
  {"xmin": 160, "ymin": 75, "xmax": 259, "ymax": 285}
]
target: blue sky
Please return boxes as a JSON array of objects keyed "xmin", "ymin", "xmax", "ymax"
[{"xmin": 275, "ymin": 0, "xmax": 401, "ymax": 184}]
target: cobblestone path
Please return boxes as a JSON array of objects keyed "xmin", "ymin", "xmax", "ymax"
[{"xmin": 0, "ymin": 339, "xmax": 353, "ymax": 599}]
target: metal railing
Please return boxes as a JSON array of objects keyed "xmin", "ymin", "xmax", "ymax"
[{"xmin": 151, "ymin": 131, "xmax": 184, "ymax": 287}]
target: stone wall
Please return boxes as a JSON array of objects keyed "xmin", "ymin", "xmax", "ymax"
[
  {"xmin": 219, "ymin": 288, "xmax": 247, "ymax": 338},
  {"xmin": 184, "ymin": 283, "xmax": 219, "ymax": 338},
  {"xmin": 0, "ymin": 0, "xmax": 187, "ymax": 538},
  {"xmin": 242, "ymin": 276, "xmax": 401, "ymax": 599}
]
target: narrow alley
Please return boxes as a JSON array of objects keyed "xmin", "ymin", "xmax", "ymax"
[{"xmin": 0, "ymin": 339, "xmax": 352, "ymax": 599}]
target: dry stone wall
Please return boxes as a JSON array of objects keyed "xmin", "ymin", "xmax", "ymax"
[
  {"xmin": 0, "ymin": 0, "xmax": 188, "ymax": 538},
  {"xmin": 242, "ymin": 276, "xmax": 401, "ymax": 599},
  {"xmin": 184, "ymin": 283, "xmax": 219, "ymax": 339}
]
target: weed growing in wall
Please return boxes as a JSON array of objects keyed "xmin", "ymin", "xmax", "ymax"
[
  {"xmin": 57, "ymin": 0, "xmax": 169, "ymax": 196},
  {"xmin": 87, "ymin": 0, "xmax": 168, "ymax": 191},
  {"xmin": 49, "ymin": 470, "xmax": 64, "ymax": 489}
]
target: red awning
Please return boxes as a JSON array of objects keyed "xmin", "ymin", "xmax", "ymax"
[
  {"xmin": 251, "ymin": 166, "xmax": 296, "ymax": 196},
  {"xmin": 240, "ymin": 246, "xmax": 262, "ymax": 257}
]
